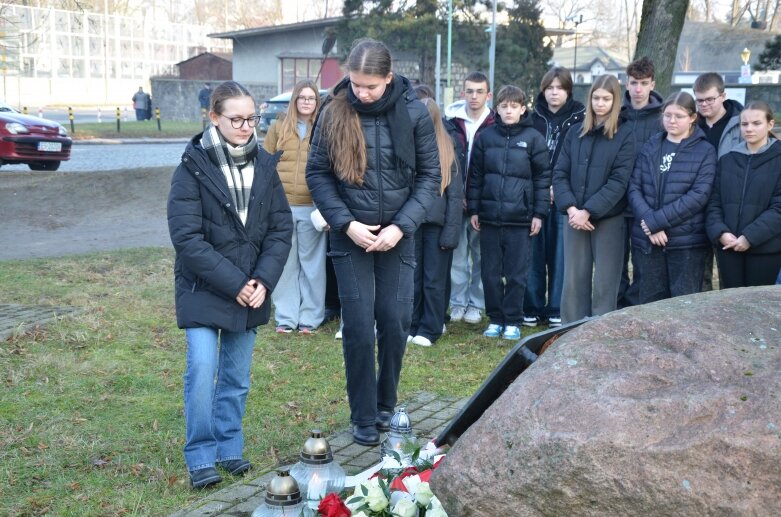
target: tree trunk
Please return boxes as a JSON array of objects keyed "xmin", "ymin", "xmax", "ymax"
[{"xmin": 633, "ymin": 0, "xmax": 690, "ymax": 96}]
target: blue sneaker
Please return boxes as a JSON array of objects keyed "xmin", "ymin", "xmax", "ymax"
[
  {"xmin": 483, "ymin": 323, "xmax": 503, "ymax": 337},
  {"xmin": 502, "ymin": 325, "xmax": 521, "ymax": 340}
]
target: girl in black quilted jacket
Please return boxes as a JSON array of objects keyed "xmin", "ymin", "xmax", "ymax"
[
  {"xmin": 305, "ymin": 39, "xmax": 441, "ymax": 446},
  {"xmin": 706, "ymin": 101, "xmax": 781, "ymax": 287},
  {"xmin": 628, "ymin": 92, "xmax": 717, "ymax": 303}
]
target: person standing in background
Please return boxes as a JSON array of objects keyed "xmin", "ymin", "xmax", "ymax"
[
  {"xmin": 264, "ymin": 79, "xmax": 325, "ymax": 334},
  {"xmin": 524, "ymin": 66, "xmax": 584, "ymax": 329},
  {"xmin": 447, "ymin": 71, "xmax": 495, "ymax": 325}
]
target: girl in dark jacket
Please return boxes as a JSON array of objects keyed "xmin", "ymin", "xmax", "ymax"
[
  {"xmin": 628, "ymin": 92, "xmax": 717, "ymax": 302},
  {"xmin": 468, "ymin": 85, "xmax": 551, "ymax": 340},
  {"xmin": 305, "ymin": 40, "xmax": 441, "ymax": 446},
  {"xmin": 408, "ymin": 95, "xmax": 462, "ymax": 348},
  {"xmin": 706, "ymin": 101, "xmax": 781, "ymax": 287},
  {"xmin": 553, "ymin": 74, "xmax": 634, "ymax": 323},
  {"xmin": 167, "ymin": 81, "xmax": 293, "ymax": 489}
]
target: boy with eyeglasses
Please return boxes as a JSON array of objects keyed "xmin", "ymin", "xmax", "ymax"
[
  {"xmin": 447, "ymin": 71, "xmax": 495, "ymax": 325},
  {"xmin": 694, "ymin": 73, "xmax": 744, "ymax": 290}
]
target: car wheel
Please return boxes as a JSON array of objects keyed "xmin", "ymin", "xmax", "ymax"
[{"xmin": 29, "ymin": 161, "xmax": 61, "ymax": 171}]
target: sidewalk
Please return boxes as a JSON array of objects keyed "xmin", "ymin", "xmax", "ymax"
[
  {"xmin": 72, "ymin": 137, "xmax": 190, "ymax": 145},
  {"xmin": 169, "ymin": 391, "xmax": 466, "ymax": 517}
]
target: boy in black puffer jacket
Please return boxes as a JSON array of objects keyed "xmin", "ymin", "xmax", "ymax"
[{"xmin": 467, "ymin": 85, "xmax": 551, "ymax": 340}]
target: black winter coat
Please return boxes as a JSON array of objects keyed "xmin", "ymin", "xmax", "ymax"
[
  {"xmin": 532, "ymin": 93, "xmax": 585, "ymax": 166},
  {"xmin": 706, "ymin": 140, "xmax": 781, "ymax": 254},
  {"xmin": 306, "ymin": 87, "xmax": 441, "ymax": 238},
  {"xmin": 420, "ymin": 156, "xmax": 463, "ymax": 249},
  {"xmin": 167, "ymin": 135, "xmax": 293, "ymax": 331},
  {"xmin": 628, "ymin": 127, "xmax": 717, "ymax": 253},
  {"xmin": 447, "ymin": 110, "xmax": 495, "ymax": 192},
  {"xmin": 552, "ymin": 121, "xmax": 635, "ymax": 220},
  {"xmin": 467, "ymin": 115, "xmax": 551, "ymax": 225},
  {"xmin": 621, "ymin": 90, "xmax": 664, "ymax": 157}
]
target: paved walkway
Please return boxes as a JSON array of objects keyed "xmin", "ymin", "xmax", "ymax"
[{"xmin": 169, "ymin": 391, "xmax": 467, "ymax": 517}]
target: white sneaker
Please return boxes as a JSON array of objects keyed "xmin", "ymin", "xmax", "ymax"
[
  {"xmin": 522, "ymin": 316, "xmax": 539, "ymax": 327},
  {"xmin": 450, "ymin": 306, "xmax": 466, "ymax": 322},
  {"xmin": 411, "ymin": 335, "xmax": 432, "ymax": 347},
  {"xmin": 502, "ymin": 325, "xmax": 521, "ymax": 340},
  {"xmin": 442, "ymin": 324, "xmax": 447, "ymax": 334},
  {"xmin": 335, "ymin": 330, "xmax": 342, "ymax": 339},
  {"xmin": 463, "ymin": 307, "xmax": 482, "ymax": 324},
  {"xmin": 406, "ymin": 335, "xmax": 413, "ymax": 344}
]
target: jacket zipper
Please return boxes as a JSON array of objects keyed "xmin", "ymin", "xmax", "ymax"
[
  {"xmin": 500, "ymin": 133, "xmax": 510, "ymax": 223},
  {"xmin": 376, "ymin": 117, "xmax": 384, "ymax": 224},
  {"xmin": 737, "ymin": 154, "xmax": 752, "ymax": 229}
]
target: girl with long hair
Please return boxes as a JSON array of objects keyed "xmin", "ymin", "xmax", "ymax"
[
  {"xmin": 167, "ymin": 81, "xmax": 292, "ymax": 488},
  {"xmin": 706, "ymin": 101, "xmax": 781, "ymax": 287},
  {"xmin": 263, "ymin": 79, "xmax": 325, "ymax": 334},
  {"xmin": 306, "ymin": 39, "xmax": 441, "ymax": 446},
  {"xmin": 628, "ymin": 91, "xmax": 717, "ymax": 302},
  {"xmin": 408, "ymin": 93, "xmax": 462, "ymax": 347},
  {"xmin": 552, "ymin": 74, "xmax": 634, "ymax": 323}
]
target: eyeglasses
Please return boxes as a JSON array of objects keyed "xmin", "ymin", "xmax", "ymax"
[
  {"xmin": 695, "ymin": 95, "xmax": 722, "ymax": 106},
  {"xmin": 220, "ymin": 114, "xmax": 261, "ymax": 129},
  {"xmin": 297, "ymin": 96, "xmax": 318, "ymax": 103}
]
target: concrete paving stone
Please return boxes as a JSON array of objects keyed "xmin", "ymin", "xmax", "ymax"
[
  {"xmin": 210, "ymin": 482, "xmax": 264, "ymax": 503},
  {"xmin": 347, "ymin": 452, "xmax": 382, "ymax": 470},
  {"xmin": 338, "ymin": 442, "xmax": 377, "ymax": 458},
  {"xmin": 408, "ymin": 410, "xmax": 433, "ymax": 423},
  {"xmin": 229, "ymin": 497, "xmax": 264, "ymax": 515},
  {"xmin": 0, "ymin": 303, "xmax": 85, "ymax": 340},
  {"xmin": 181, "ymin": 499, "xmax": 232, "ymax": 516},
  {"xmin": 437, "ymin": 406, "xmax": 462, "ymax": 420},
  {"xmin": 418, "ymin": 400, "xmax": 450, "ymax": 412},
  {"xmin": 327, "ymin": 431, "xmax": 354, "ymax": 449}
]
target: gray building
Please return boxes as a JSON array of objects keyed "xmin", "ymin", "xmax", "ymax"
[{"xmin": 209, "ymin": 17, "xmax": 343, "ymax": 94}]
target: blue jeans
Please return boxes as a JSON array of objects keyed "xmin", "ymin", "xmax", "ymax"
[
  {"xmin": 638, "ymin": 247, "xmax": 708, "ymax": 303},
  {"xmin": 449, "ymin": 218, "xmax": 484, "ymax": 310},
  {"xmin": 183, "ymin": 327, "xmax": 256, "ymax": 472},
  {"xmin": 328, "ymin": 231, "xmax": 413, "ymax": 427},
  {"xmin": 524, "ymin": 208, "xmax": 564, "ymax": 319}
]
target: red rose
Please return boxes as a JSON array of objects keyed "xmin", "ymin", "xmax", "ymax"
[{"xmin": 317, "ymin": 492, "xmax": 350, "ymax": 517}]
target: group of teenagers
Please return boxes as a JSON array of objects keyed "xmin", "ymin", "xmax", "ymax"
[{"xmin": 165, "ymin": 39, "xmax": 781, "ymax": 488}]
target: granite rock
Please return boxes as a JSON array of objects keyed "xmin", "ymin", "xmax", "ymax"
[{"xmin": 431, "ymin": 287, "xmax": 781, "ymax": 516}]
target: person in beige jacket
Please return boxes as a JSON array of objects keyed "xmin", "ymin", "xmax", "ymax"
[{"xmin": 264, "ymin": 79, "xmax": 325, "ymax": 333}]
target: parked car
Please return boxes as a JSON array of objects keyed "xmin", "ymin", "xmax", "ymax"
[
  {"xmin": 258, "ymin": 89, "xmax": 328, "ymax": 133},
  {"xmin": 0, "ymin": 101, "xmax": 72, "ymax": 171}
]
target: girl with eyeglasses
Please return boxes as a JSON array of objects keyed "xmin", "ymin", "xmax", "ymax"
[
  {"xmin": 167, "ymin": 80, "xmax": 293, "ymax": 489},
  {"xmin": 706, "ymin": 101, "xmax": 781, "ymax": 287},
  {"xmin": 306, "ymin": 39, "xmax": 441, "ymax": 446},
  {"xmin": 263, "ymin": 79, "xmax": 326, "ymax": 334},
  {"xmin": 628, "ymin": 92, "xmax": 717, "ymax": 302}
]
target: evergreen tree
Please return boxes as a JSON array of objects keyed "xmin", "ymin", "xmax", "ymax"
[
  {"xmin": 755, "ymin": 34, "xmax": 781, "ymax": 71},
  {"xmin": 496, "ymin": 0, "xmax": 553, "ymax": 97}
]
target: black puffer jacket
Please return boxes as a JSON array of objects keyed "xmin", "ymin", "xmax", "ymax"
[
  {"xmin": 628, "ymin": 127, "xmax": 717, "ymax": 253},
  {"xmin": 621, "ymin": 90, "xmax": 664, "ymax": 157},
  {"xmin": 305, "ymin": 83, "xmax": 441, "ymax": 238},
  {"xmin": 532, "ymin": 93, "xmax": 585, "ymax": 166},
  {"xmin": 420, "ymin": 156, "xmax": 463, "ymax": 249},
  {"xmin": 467, "ymin": 115, "xmax": 551, "ymax": 225},
  {"xmin": 706, "ymin": 140, "xmax": 781, "ymax": 254},
  {"xmin": 167, "ymin": 135, "xmax": 293, "ymax": 331},
  {"xmin": 552, "ymin": 121, "xmax": 635, "ymax": 220}
]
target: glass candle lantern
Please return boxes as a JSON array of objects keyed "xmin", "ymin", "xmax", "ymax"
[
  {"xmin": 252, "ymin": 469, "xmax": 314, "ymax": 517},
  {"xmin": 380, "ymin": 406, "xmax": 417, "ymax": 467},
  {"xmin": 289, "ymin": 430, "xmax": 346, "ymax": 510}
]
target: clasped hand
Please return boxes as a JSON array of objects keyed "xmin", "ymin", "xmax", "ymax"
[
  {"xmin": 347, "ymin": 221, "xmax": 403, "ymax": 252},
  {"xmin": 567, "ymin": 208, "xmax": 594, "ymax": 231},
  {"xmin": 236, "ymin": 279, "xmax": 267, "ymax": 308},
  {"xmin": 719, "ymin": 232, "xmax": 751, "ymax": 252},
  {"xmin": 641, "ymin": 219, "xmax": 667, "ymax": 247}
]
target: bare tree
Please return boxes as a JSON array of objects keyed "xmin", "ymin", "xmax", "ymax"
[{"xmin": 634, "ymin": 0, "xmax": 690, "ymax": 95}]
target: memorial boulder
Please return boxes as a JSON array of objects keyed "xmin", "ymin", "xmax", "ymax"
[{"xmin": 431, "ymin": 287, "xmax": 781, "ymax": 516}]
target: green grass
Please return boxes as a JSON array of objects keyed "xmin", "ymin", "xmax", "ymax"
[
  {"xmin": 0, "ymin": 248, "xmax": 544, "ymax": 515},
  {"xmin": 70, "ymin": 121, "xmax": 204, "ymax": 140}
]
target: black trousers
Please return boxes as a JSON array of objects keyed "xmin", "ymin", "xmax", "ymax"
[
  {"xmin": 411, "ymin": 223, "xmax": 451, "ymax": 342},
  {"xmin": 479, "ymin": 224, "xmax": 532, "ymax": 327},
  {"xmin": 716, "ymin": 249, "xmax": 781, "ymax": 288}
]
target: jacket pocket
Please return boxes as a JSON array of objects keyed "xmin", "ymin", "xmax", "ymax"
[{"xmin": 327, "ymin": 250, "xmax": 359, "ymax": 301}]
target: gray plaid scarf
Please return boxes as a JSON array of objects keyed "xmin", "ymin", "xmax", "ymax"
[{"xmin": 201, "ymin": 125, "xmax": 259, "ymax": 225}]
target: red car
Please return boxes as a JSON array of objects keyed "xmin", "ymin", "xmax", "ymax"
[{"xmin": 0, "ymin": 101, "xmax": 71, "ymax": 171}]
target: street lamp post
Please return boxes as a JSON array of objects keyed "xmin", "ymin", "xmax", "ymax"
[
  {"xmin": 739, "ymin": 47, "xmax": 752, "ymax": 84},
  {"xmin": 488, "ymin": 0, "xmax": 497, "ymax": 97},
  {"xmin": 572, "ymin": 15, "xmax": 583, "ymax": 83}
]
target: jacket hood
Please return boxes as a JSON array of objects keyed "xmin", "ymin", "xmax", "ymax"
[
  {"xmin": 534, "ymin": 92, "xmax": 585, "ymax": 121},
  {"xmin": 449, "ymin": 100, "xmax": 492, "ymax": 123},
  {"xmin": 653, "ymin": 125, "xmax": 708, "ymax": 152},
  {"xmin": 730, "ymin": 137, "xmax": 781, "ymax": 160},
  {"xmin": 621, "ymin": 90, "xmax": 664, "ymax": 115},
  {"xmin": 723, "ymin": 99, "xmax": 744, "ymax": 118}
]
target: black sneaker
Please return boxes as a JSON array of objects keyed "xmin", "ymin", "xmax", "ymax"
[
  {"xmin": 353, "ymin": 424, "xmax": 380, "ymax": 446},
  {"xmin": 522, "ymin": 316, "xmax": 539, "ymax": 328},
  {"xmin": 190, "ymin": 467, "xmax": 222, "ymax": 489}
]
